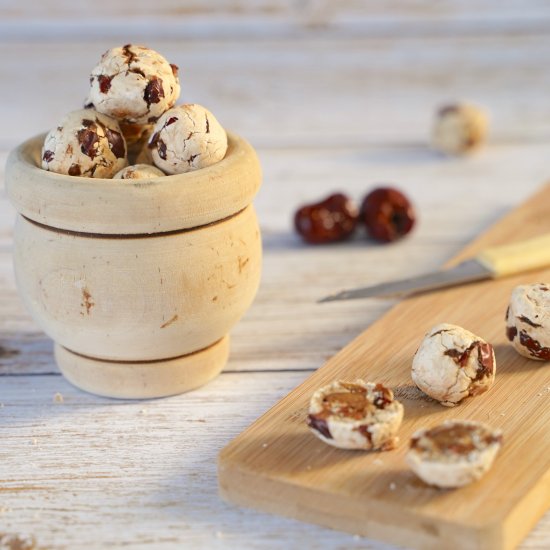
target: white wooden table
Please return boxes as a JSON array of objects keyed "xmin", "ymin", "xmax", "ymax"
[{"xmin": 1, "ymin": 2, "xmax": 550, "ymax": 548}]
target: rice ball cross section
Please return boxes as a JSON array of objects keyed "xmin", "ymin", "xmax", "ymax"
[
  {"xmin": 306, "ymin": 380, "xmax": 404, "ymax": 451},
  {"xmin": 148, "ymin": 104, "xmax": 228, "ymax": 175},
  {"xmin": 412, "ymin": 324, "xmax": 495, "ymax": 407},
  {"xmin": 113, "ymin": 164, "xmax": 165, "ymax": 180},
  {"xmin": 88, "ymin": 44, "xmax": 180, "ymax": 125},
  {"xmin": 42, "ymin": 109, "xmax": 127, "ymax": 178},
  {"xmin": 506, "ymin": 283, "xmax": 550, "ymax": 361},
  {"xmin": 406, "ymin": 420, "xmax": 503, "ymax": 488}
]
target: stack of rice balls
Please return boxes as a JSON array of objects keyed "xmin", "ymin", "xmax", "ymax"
[{"xmin": 41, "ymin": 44, "xmax": 228, "ymax": 180}]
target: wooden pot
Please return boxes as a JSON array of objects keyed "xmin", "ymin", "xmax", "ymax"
[{"xmin": 6, "ymin": 131, "xmax": 262, "ymax": 398}]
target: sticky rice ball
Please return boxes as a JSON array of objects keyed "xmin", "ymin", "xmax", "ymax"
[
  {"xmin": 148, "ymin": 104, "xmax": 227, "ymax": 175},
  {"xmin": 506, "ymin": 283, "xmax": 550, "ymax": 361},
  {"xmin": 88, "ymin": 44, "xmax": 180, "ymax": 125},
  {"xmin": 412, "ymin": 323, "xmax": 495, "ymax": 407},
  {"xmin": 42, "ymin": 109, "xmax": 127, "ymax": 178}
]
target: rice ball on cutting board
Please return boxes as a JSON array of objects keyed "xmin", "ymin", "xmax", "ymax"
[
  {"xmin": 506, "ymin": 283, "xmax": 550, "ymax": 360},
  {"xmin": 432, "ymin": 103, "xmax": 488, "ymax": 155},
  {"xmin": 412, "ymin": 323, "xmax": 495, "ymax": 407},
  {"xmin": 113, "ymin": 164, "xmax": 165, "ymax": 180},
  {"xmin": 88, "ymin": 44, "xmax": 180, "ymax": 125},
  {"xmin": 306, "ymin": 380, "xmax": 404, "ymax": 451},
  {"xmin": 148, "ymin": 104, "xmax": 228, "ymax": 175},
  {"xmin": 42, "ymin": 109, "xmax": 127, "ymax": 178},
  {"xmin": 406, "ymin": 420, "xmax": 503, "ymax": 488}
]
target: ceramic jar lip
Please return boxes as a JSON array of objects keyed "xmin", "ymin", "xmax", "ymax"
[{"xmin": 6, "ymin": 130, "xmax": 262, "ymax": 236}]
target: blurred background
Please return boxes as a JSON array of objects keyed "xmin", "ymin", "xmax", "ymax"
[{"xmin": 3, "ymin": 0, "xmax": 550, "ymax": 147}]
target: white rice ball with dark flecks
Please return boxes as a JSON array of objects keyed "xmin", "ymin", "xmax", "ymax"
[
  {"xmin": 148, "ymin": 104, "xmax": 227, "ymax": 175},
  {"xmin": 506, "ymin": 283, "xmax": 550, "ymax": 361},
  {"xmin": 88, "ymin": 44, "xmax": 180, "ymax": 125},
  {"xmin": 432, "ymin": 103, "xmax": 488, "ymax": 155},
  {"xmin": 412, "ymin": 323, "xmax": 495, "ymax": 407},
  {"xmin": 41, "ymin": 109, "xmax": 127, "ymax": 178}
]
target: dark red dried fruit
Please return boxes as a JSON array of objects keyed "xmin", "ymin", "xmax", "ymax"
[
  {"xmin": 77, "ymin": 126, "xmax": 100, "ymax": 159},
  {"xmin": 170, "ymin": 63, "xmax": 179, "ymax": 78},
  {"xmin": 129, "ymin": 68, "xmax": 146, "ymax": 78},
  {"xmin": 68, "ymin": 164, "xmax": 81, "ymax": 176},
  {"xmin": 506, "ymin": 326, "xmax": 518, "ymax": 341},
  {"xmin": 373, "ymin": 383, "xmax": 393, "ymax": 409},
  {"xmin": 357, "ymin": 425, "xmax": 373, "ymax": 443},
  {"xmin": 473, "ymin": 342, "xmax": 494, "ymax": 381},
  {"xmin": 361, "ymin": 187, "xmax": 416, "ymax": 243},
  {"xmin": 306, "ymin": 414, "xmax": 332, "ymax": 439},
  {"xmin": 165, "ymin": 116, "xmax": 178, "ymax": 126},
  {"xmin": 148, "ymin": 132, "xmax": 160, "ymax": 149},
  {"xmin": 294, "ymin": 193, "xmax": 358, "ymax": 244},
  {"xmin": 157, "ymin": 139, "xmax": 167, "ymax": 160},
  {"xmin": 122, "ymin": 44, "xmax": 138, "ymax": 64},
  {"xmin": 105, "ymin": 129, "xmax": 126, "ymax": 159},
  {"xmin": 144, "ymin": 77, "xmax": 164, "ymax": 106},
  {"xmin": 97, "ymin": 75, "xmax": 112, "ymax": 94},
  {"xmin": 519, "ymin": 330, "xmax": 550, "ymax": 360},
  {"xmin": 518, "ymin": 315, "xmax": 542, "ymax": 328},
  {"xmin": 42, "ymin": 150, "xmax": 54, "ymax": 163}
]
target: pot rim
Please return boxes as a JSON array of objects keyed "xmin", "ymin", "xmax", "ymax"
[{"xmin": 6, "ymin": 130, "xmax": 261, "ymax": 235}]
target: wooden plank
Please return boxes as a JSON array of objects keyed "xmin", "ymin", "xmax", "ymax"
[{"xmin": 219, "ymin": 183, "xmax": 550, "ymax": 549}]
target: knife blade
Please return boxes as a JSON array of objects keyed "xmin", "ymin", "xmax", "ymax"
[{"xmin": 319, "ymin": 232, "xmax": 550, "ymax": 303}]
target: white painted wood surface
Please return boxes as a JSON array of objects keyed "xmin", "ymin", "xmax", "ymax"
[{"xmin": 1, "ymin": 3, "xmax": 550, "ymax": 548}]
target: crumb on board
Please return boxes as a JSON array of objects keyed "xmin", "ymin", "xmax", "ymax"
[
  {"xmin": 389, "ymin": 482, "xmax": 397, "ymax": 491},
  {"xmin": 373, "ymin": 458, "xmax": 384, "ymax": 466},
  {"xmin": 261, "ymin": 443, "xmax": 268, "ymax": 448},
  {"xmin": 53, "ymin": 392, "xmax": 64, "ymax": 404}
]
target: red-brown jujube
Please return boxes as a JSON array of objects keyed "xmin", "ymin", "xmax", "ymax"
[
  {"xmin": 294, "ymin": 193, "xmax": 359, "ymax": 244},
  {"xmin": 361, "ymin": 187, "xmax": 416, "ymax": 242}
]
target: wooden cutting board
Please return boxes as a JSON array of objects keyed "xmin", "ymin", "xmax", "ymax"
[{"xmin": 218, "ymin": 183, "xmax": 550, "ymax": 550}]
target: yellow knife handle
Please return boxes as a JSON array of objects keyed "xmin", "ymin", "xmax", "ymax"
[{"xmin": 476, "ymin": 233, "xmax": 550, "ymax": 278}]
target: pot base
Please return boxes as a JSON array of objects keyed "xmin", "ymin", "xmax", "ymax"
[{"xmin": 54, "ymin": 336, "xmax": 230, "ymax": 399}]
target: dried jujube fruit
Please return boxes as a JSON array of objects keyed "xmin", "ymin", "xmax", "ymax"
[
  {"xmin": 361, "ymin": 187, "xmax": 416, "ymax": 242},
  {"xmin": 294, "ymin": 193, "xmax": 359, "ymax": 244}
]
